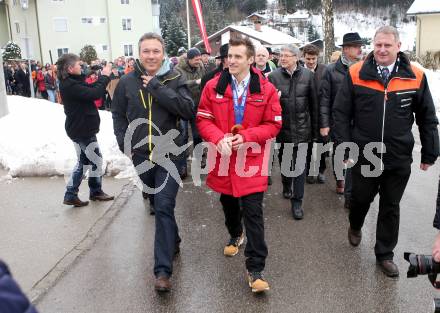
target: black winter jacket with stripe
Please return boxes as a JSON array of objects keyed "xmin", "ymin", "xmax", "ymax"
[
  {"xmin": 333, "ymin": 52, "xmax": 439, "ymax": 169},
  {"xmin": 111, "ymin": 69, "xmax": 194, "ymax": 159}
]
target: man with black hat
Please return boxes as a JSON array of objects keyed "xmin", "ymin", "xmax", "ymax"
[
  {"xmin": 201, "ymin": 49, "xmax": 216, "ymax": 72},
  {"xmin": 200, "ymin": 43, "xmax": 229, "ymax": 91},
  {"xmin": 175, "ymin": 47, "xmax": 206, "ymax": 178},
  {"xmin": 319, "ymin": 32, "xmax": 363, "ymax": 202}
]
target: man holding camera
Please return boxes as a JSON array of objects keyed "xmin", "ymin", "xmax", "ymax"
[
  {"xmin": 58, "ymin": 53, "xmax": 114, "ymax": 207},
  {"xmin": 334, "ymin": 26, "xmax": 439, "ymax": 277}
]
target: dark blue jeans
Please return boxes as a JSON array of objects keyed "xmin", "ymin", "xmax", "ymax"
[
  {"xmin": 132, "ymin": 154, "xmax": 180, "ymax": 278},
  {"xmin": 64, "ymin": 136, "xmax": 103, "ymax": 200}
]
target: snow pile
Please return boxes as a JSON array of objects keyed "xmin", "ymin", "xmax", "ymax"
[{"xmin": 0, "ymin": 96, "xmax": 133, "ymax": 177}]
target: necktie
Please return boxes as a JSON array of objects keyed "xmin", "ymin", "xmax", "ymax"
[{"xmin": 381, "ymin": 67, "xmax": 390, "ymax": 83}]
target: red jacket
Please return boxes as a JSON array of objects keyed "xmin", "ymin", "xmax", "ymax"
[
  {"xmin": 36, "ymin": 71, "xmax": 46, "ymax": 92},
  {"xmin": 197, "ymin": 68, "xmax": 282, "ymax": 197}
]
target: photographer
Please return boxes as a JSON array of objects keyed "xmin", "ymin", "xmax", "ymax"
[{"xmin": 57, "ymin": 53, "xmax": 114, "ymax": 207}]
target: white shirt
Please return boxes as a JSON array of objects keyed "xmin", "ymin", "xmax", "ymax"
[
  {"xmin": 379, "ymin": 61, "xmax": 396, "ymax": 75},
  {"xmin": 231, "ymin": 72, "xmax": 251, "ymax": 99}
]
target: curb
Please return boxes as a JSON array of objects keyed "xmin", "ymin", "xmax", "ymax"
[{"xmin": 29, "ymin": 182, "xmax": 135, "ymax": 304}]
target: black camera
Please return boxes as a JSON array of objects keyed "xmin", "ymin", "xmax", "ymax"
[
  {"xmin": 405, "ymin": 252, "xmax": 440, "ymax": 312},
  {"xmin": 90, "ymin": 64, "xmax": 103, "ymax": 71}
]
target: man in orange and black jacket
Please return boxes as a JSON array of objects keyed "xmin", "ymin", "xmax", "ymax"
[{"xmin": 334, "ymin": 26, "xmax": 439, "ymax": 278}]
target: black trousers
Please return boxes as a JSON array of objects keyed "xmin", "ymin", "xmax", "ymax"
[
  {"xmin": 306, "ymin": 141, "xmax": 327, "ymax": 176},
  {"xmin": 349, "ymin": 163, "xmax": 411, "ymax": 261},
  {"xmin": 220, "ymin": 192, "xmax": 267, "ymax": 272}
]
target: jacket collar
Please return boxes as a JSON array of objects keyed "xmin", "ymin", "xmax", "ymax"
[
  {"xmin": 335, "ymin": 57, "xmax": 348, "ymax": 74},
  {"xmin": 359, "ymin": 51, "xmax": 415, "ymax": 81},
  {"xmin": 215, "ymin": 66, "xmax": 262, "ymax": 95},
  {"xmin": 280, "ymin": 62, "xmax": 302, "ymax": 77}
]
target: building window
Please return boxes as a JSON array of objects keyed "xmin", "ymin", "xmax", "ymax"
[
  {"xmin": 122, "ymin": 18, "xmax": 132, "ymax": 31},
  {"xmin": 81, "ymin": 17, "xmax": 93, "ymax": 24},
  {"xmin": 14, "ymin": 22, "xmax": 20, "ymax": 34},
  {"xmin": 53, "ymin": 18, "xmax": 68, "ymax": 32},
  {"xmin": 123, "ymin": 44, "xmax": 133, "ymax": 57},
  {"xmin": 121, "ymin": 0, "xmax": 129, "ymax": 4},
  {"xmin": 100, "ymin": 17, "xmax": 106, "ymax": 24},
  {"xmin": 13, "ymin": 0, "xmax": 18, "ymax": 6},
  {"xmin": 57, "ymin": 48, "xmax": 69, "ymax": 57},
  {"xmin": 102, "ymin": 45, "xmax": 108, "ymax": 52}
]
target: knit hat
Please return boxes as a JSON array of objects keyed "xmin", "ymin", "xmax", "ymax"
[{"xmin": 187, "ymin": 47, "xmax": 201, "ymax": 60}]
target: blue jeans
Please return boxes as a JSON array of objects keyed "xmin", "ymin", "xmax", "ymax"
[
  {"xmin": 132, "ymin": 154, "xmax": 180, "ymax": 278},
  {"xmin": 64, "ymin": 136, "xmax": 103, "ymax": 200},
  {"xmin": 47, "ymin": 89, "xmax": 56, "ymax": 103}
]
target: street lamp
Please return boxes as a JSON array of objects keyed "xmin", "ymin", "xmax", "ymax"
[{"xmin": 20, "ymin": 0, "xmax": 34, "ymax": 98}]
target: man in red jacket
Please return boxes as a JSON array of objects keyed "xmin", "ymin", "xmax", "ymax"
[{"xmin": 196, "ymin": 36, "xmax": 282, "ymax": 293}]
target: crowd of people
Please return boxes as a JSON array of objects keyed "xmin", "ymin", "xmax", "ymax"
[{"xmin": 1, "ymin": 25, "xmax": 439, "ymax": 307}]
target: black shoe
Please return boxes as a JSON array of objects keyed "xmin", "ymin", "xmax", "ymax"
[
  {"xmin": 317, "ymin": 173, "xmax": 326, "ymax": 184},
  {"xmin": 291, "ymin": 200, "xmax": 303, "ymax": 220},
  {"xmin": 282, "ymin": 184, "xmax": 292, "ymax": 199},
  {"xmin": 377, "ymin": 260, "xmax": 399, "ymax": 277},
  {"xmin": 63, "ymin": 197, "xmax": 89, "ymax": 207},
  {"xmin": 268, "ymin": 176, "xmax": 272, "ymax": 185},
  {"xmin": 348, "ymin": 227, "xmax": 362, "ymax": 246},
  {"xmin": 90, "ymin": 191, "xmax": 114, "ymax": 201},
  {"xmin": 306, "ymin": 176, "xmax": 316, "ymax": 184}
]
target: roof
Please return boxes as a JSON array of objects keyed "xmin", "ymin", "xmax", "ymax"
[
  {"xmin": 246, "ymin": 13, "xmax": 267, "ymax": 20},
  {"xmin": 283, "ymin": 10, "xmax": 310, "ymax": 22},
  {"xmin": 407, "ymin": 0, "xmax": 440, "ymax": 15}
]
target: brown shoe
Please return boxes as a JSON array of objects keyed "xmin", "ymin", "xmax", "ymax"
[
  {"xmin": 336, "ymin": 180, "xmax": 345, "ymax": 194},
  {"xmin": 377, "ymin": 260, "xmax": 399, "ymax": 277},
  {"xmin": 154, "ymin": 275, "xmax": 171, "ymax": 292},
  {"xmin": 348, "ymin": 227, "xmax": 362, "ymax": 246},
  {"xmin": 63, "ymin": 197, "xmax": 89, "ymax": 207},
  {"xmin": 90, "ymin": 192, "xmax": 114, "ymax": 201}
]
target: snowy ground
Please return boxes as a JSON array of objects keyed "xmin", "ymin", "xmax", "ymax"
[{"xmin": 0, "ymin": 96, "xmax": 133, "ymax": 178}]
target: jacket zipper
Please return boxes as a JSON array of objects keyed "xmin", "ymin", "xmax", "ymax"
[{"xmin": 139, "ymin": 90, "xmax": 154, "ymax": 161}]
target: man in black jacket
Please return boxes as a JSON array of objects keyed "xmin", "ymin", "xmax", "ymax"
[
  {"xmin": 58, "ymin": 53, "xmax": 114, "ymax": 207},
  {"xmin": 268, "ymin": 44, "xmax": 318, "ymax": 220},
  {"xmin": 112, "ymin": 33, "xmax": 194, "ymax": 292},
  {"xmin": 334, "ymin": 26, "xmax": 439, "ymax": 277},
  {"xmin": 302, "ymin": 44, "xmax": 327, "ymax": 184},
  {"xmin": 320, "ymin": 32, "xmax": 363, "ymax": 202}
]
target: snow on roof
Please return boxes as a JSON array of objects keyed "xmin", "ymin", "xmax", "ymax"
[
  {"xmin": 407, "ymin": 0, "xmax": 440, "ymax": 15},
  {"xmin": 246, "ymin": 13, "xmax": 267, "ymax": 19},
  {"xmin": 284, "ymin": 10, "xmax": 310, "ymax": 20},
  {"xmin": 230, "ymin": 25, "xmax": 302, "ymax": 45}
]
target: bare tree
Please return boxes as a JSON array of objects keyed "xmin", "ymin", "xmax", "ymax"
[
  {"xmin": 0, "ymin": 53, "xmax": 8, "ymax": 118},
  {"xmin": 322, "ymin": 0, "xmax": 335, "ymax": 64}
]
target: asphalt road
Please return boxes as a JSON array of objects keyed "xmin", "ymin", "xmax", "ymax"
[{"xmin": 35, "ymin": 149, "xmax": 440, "ymax": 313}]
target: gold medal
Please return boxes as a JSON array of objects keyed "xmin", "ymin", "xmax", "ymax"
[{"xmin": 231, "ymin": 124, "xmax": 243, "ymax": 135}]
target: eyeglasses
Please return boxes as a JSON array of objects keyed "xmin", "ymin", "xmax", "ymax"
[{"xmin": 280, "ymin": 54, "xmax": 296, "ymax": 58}]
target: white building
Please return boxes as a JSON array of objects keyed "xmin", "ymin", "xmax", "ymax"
[{"xmin": 0, "ymin": 0, "xmax": 160, "ymax": 63}]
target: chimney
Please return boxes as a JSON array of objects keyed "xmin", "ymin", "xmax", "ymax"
[{"xmin": 254, "ymin": 20, "xmax": 262, "ymax": 32}]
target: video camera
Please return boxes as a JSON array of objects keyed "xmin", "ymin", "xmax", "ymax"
[{"xmin": 405, "ymin": 252, "xmax": 440, "ymax": 312}]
